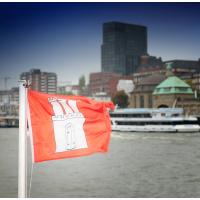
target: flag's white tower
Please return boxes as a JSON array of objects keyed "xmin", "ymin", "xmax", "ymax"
[{"xmin": 49, "ymin": 98, "xmax": 88, "ymax": 152}]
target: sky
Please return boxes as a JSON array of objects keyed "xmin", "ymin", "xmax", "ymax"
[{"xmin": 0, "ymin": 2, "xmax": 200, "ymax": 89}]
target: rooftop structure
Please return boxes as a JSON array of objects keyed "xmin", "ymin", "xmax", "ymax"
[
  {"xmin": 163, "ymin": 59, "xmax": 200, "ymax": 72},
  {"xmin": 153, "ymin": 63, "xmax": 193, "ymax": 95}
]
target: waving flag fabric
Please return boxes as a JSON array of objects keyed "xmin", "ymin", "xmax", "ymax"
[{"xmin": 27, "ymin": 90, "xmax": 114, "ymax": 163}]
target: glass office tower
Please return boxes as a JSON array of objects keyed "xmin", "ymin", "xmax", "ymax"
[{"xmin": 101, "ymin": 22, "xmax": 147, "ymax": 75}]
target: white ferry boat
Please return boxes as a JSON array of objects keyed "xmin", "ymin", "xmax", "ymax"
[{"xmin": 110, "ymin": 108, "xmax": 200, "ymax": 133}]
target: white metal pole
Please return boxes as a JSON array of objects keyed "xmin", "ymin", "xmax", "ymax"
[{"xmin": 18, "ymin": 80, "xmax": 27, "ymax": 198}]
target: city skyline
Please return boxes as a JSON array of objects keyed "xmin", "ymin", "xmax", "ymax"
[{"xmin": 0, "ymin": 2, "xmax": 200, "ymax": 89}]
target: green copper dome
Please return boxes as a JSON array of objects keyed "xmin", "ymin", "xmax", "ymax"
[{"xmin": 153, "ymin": 76, "xmax": 193, "ymax": 95}]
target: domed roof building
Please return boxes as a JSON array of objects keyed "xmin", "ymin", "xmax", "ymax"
[
  {"xmin": 129, "ymin": 62, "xmax": 200, "ymax": 115},
  {"xmin": 153, "ymin": 75, "xmax": 193, "ymax": 95},
  {"xmin": 129, "ymin": 72, "xmax": 165, "ymax": 108},
  {"xmin": 153, "ymin": 63, "xmax": 194, "ymax": 108}
]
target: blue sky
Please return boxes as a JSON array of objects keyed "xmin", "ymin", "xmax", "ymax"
[{"xmin": 0, "ymin": 2, "xmax": 200, "ymax": 89}]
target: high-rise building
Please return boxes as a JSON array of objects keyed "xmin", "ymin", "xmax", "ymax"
[
  {"xmin": 101, "ymin": 21, "xmax": 147, "ymax": 75},
  {"xmin": 20, "ymin": 69, "xmax": 57, "ymax": 94}
]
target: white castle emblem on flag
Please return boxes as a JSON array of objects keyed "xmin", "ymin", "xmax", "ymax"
[{"xmin": 48, "ymin": 97, "xmax": 88, "ymax": 153}]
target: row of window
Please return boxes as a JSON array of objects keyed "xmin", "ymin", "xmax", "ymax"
[
  {"xmin": 156, "ymin": 87, "xmax": 189, "ymax": 92},
  {"xmin": 115, "ymin": 120, "xmax": 198, "ymax": 125},
  {"xmin": 110, "ymin": 113, "xmax": 151, "ymax": 118},
  {"xmin": 131, "ymin": 95, "xmax": 152, "ymax": 108}
]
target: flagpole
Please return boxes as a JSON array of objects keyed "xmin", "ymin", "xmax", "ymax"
[{"xmin": 18, "ymin": 80, "xmax": 28, "ymax": 198}]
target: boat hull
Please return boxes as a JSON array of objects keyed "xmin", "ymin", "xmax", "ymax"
[{"xmin": 111, "ymin": 125, "xmax": 200, "ymax": 133}]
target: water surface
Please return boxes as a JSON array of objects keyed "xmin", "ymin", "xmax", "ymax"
[{"xmin": 1, "ymin": 128, "xmax": 200, "ymax": 198}]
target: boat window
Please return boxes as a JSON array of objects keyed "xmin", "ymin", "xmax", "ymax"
[
  {"xmin": 110, "ymin": 113, "xmax": 151, "ymax": 118},
  {"xmin": 115, "ymin": 120, "xmax": 198, "ymax": 126},
  {"xmin": 115, "ymin": 121, "xmax": 173, "ymax": 125},
  {"xmin": 174, "ymin": 120, "xmax": 198, "ymax": 125},
  {"xmin": 172, "ymin": 114, "xmax": 179, "ymax": 117}
]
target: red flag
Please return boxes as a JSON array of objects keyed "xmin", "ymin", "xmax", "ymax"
[{"xmin": 27, "ymin": 90, "xmax": 114, "ymax": 163}]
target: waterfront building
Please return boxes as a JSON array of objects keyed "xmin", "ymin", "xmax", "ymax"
[
  {"xmin": 129, "ymin": 63, "xmax": 200, "ymax": 115},
  {"xmin": 164, "ymin": 59, "xmax": 200, "ymax": 72},
  {"xmin": 0, "ymin": 87, "xmax": 19, "ymax": 116},
  {"xmin": 89, "ymin": 71, "xmax": 133, "ymax": 98},
  {"xmin": 133, "ymin": 58, "xmax": 199, "ymax": 87},
  {"xmin": 132, "ymin": 67, "xmax": 166, "ymax": 86},
  {"xmin": 109, "ymin": 76, "xmax": 133, "ymax": 98},
  {"xmin": 101, "ymin": 21, "xmax": 147, "ymax": 75},
  {"xmin": 153, "ymin": 64, "xmax": 194, "ymax": 108},
  {"xmin": 57, "ymin": 85, "xmax": 80, "ymax": 95},
  {"xmin": 20, "ymin": 69, "xmax": 57, "ymax": 94},
  {"xmin": 89, "ymin": 92, "xmax": 111, "ymax": 102},
  {"xmin": 153, "ymin": 64, "xmax": 200, "ymax": 115},
  {"xmin": 89, "ymin": 72, "xmax": 120, "ymax": 97},
  {"xmin": 117, "ymin": 80, "xmax": 134, "ymax": 95},
  {"xmin": 138, "ymin": 54, "xmax": 164, "ymax": 71},
  {"xmin": 130, "ymin": 73, "xmax": 166, "ymax": 108},
  {"xmin": 192, "ymin": 73, "xmax": 200, "ymax": 92}
]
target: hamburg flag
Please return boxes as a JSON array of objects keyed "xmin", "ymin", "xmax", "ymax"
[{"xmin": 27, "ymin": 90, "xmax": 115, "ymax": 163}]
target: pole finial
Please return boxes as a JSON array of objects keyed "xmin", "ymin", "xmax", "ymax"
[{"xmin": 19, "ymin": 80, "xmax": 31, "ymax": 88}]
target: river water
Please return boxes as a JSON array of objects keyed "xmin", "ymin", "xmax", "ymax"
[{"xmin": 1, "ymin": 128, "xmax": 200, "ymax": 198}]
